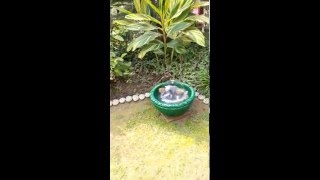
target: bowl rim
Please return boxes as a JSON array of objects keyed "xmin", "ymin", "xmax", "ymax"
[{"xmin": 150, "ymin": 81, "xmax": 195, "ymax": 108}]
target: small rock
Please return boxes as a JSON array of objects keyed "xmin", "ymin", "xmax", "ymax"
[
  {"xmin": 110, "ymin": 101, "xmax": 112, "ymax": 107},
  {"xmin": 203, "ymin": 98, "xmax": 209, "ymax": 104},
  {"xmin": 145, "ymin": 92, "xmax": 150, "ymax": 98},
  {"xmin": 139, "ymin": 94, "xmax": 145, "ymax": 100},
  {"xmin": 158, "ymin": 88, "xmax": 165, "ymax": 94},
  {"xmin": 132, "ymin": 95, "xmax": 139, "ymax": 101},
  {"xmin": 198, "ymin": 95, "xmax": 205, "ymax": 100},
  {"xmin": 176, "ymin": 88, "xmax": 185, "ymax": 95},
  {"xmin": 126, "ymin": 96, "xmax": 132, "ymax": 102},
  {"xmin": 119, "ymin": 98, "xmax": 125, "ymax": 103},
  {"xmin": 112, "ymin": 99, "xmax": 119, "ymax": 106},
  {"xmin": 195, "ymin": 92, "xmax": 199, "ymax": 97}
]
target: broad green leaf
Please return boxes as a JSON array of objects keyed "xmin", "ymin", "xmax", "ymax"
[
  {"xmin": 167, "ymin": 38, "xmax": 183, "ymax": 49},
  {"xmin": 125, "ymin": 13, "xmax": 150, "ymax": 21},
  {"xmin": 112, "ymin": 35, "xmax": 124, "ymax": 41},
  {"xmin": 127, "ymin": 31, "xmax": 162, "ymax": 51},
  {"xmin": 192, "ymin": 1, "xmax": 210, "ymax": 9},
  {"xmin": 140, "ymin": 0, "xmax": 149, "ymax": 14},
  {"xmin": 126, "ymin": 22, "xmax": 159, "ymax": 31},
  {"xmin": 172, "ymin": 7, "xmax": 192, "ymax": 23},
  {"xmin": 170, "ymin": 0, "xmax": 193, "ymax": 20},
  {"xmin": 153, "ymin": 49, "xmax": 164, "ymax": 55},
  {"xmin": 186, "ymin": 15, "xmax": 209, "ymax": 24},
  {"xmin": 166, "ymin": 21, "xmax": 193, "ymax": 36},
  {"xmin": 183, "ymin": 28, "xmax": 205, "ymax": 47},
  {"xmin": 179, "ymin": 35, "xmax": 193, "ymax": 45},
  {"xmin": 175, "ymin": 46, "xmax": 187, "ymax": 54},
  {"xmin": 138, "ymin": 42, "xmax": 163, "ymax": 59},
  {"xmin": 134, "ymin": 0, "xmax": 141, "ymax": 13},
  {"xmin": 144, "ymin": 0, "xmax": 162, "ymax": 16},
  {"xmin": 121, "ymin": 53, "xmax": 127, "ymax": 58},
  {"xmin": 113, "ymin": 20, "xmax": 132, "ymax": 26},
  {"xmin": 114, "ymin": 7, "xmax": 132, "ymax": 15},
  {"xmin": 125, "ymin": 13, "xmax": 161, "ymax": 25},
  {"xmin": 169, "ymin": 0, "xmax": 180, "ymax": 19}
]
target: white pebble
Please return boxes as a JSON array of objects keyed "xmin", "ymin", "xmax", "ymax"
[
  {"xmin": 112, "ymin": 99, "xmax": 119, "ymax": 106},
  {"xmin": 119, "ymin": 98, "xmax": 125, "ymax": 103},
  {"xmin": 198, "ymin": 95, "xmax": 205, "ymax": 100},
  {"xmin": 139, "ymin": 94, "xmax": 145, "ymax": 100},
  {"xmin": 132, "ymin": 95, "xmax": 139, "ymax": 101},
  {"xmin": 203, "ymin": 98, "xmax": 209, "ymax": 104},
  {"xmin": 126, "ymin": 96, "xmax": 132, "ymax": 102},
  {"xmin": 195, "ymin": 92, "xmax": 199, "ymax": 97},
  {"xmin": 110, "ymin": 101, "xmax": 112, "ymax": 107},
  {"xmin": 145, "ymin": 92, "xmax": 150, "ymax": 98}
]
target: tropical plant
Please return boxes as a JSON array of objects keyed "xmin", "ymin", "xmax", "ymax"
[
  {"xmin": 110, "ymin": 24, "xmax": 133, "ymax": 81},
  {"xmin": 114, "ymin": 0, "xmax": 209, "ymax": 66}
]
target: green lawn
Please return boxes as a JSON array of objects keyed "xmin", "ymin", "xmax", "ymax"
[{"xmin": 110, "ymin": 100, "xmax": 209, "ymax": 180}]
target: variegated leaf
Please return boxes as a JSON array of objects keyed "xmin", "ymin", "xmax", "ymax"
[
  {"xmin": 166, "ymin": 21, "xmax": 193, "ymax": 37},
  {"xmin": 127, "ymin": 31, "xmax": 162, "ymax": 52},
  {"xmin": 126, "ymin": 22, "xmax": 159, "ymax": 31},
  {"xmin": 186, "ymin": 15, "xmax": 209, "ymax": 24},
  {"xmin": 192, "ymin": 1, "xmax": 210, "ymax": 9},
  {"xmin": 138, "ymin": 41, "xmax": 163, "ymax": 59},
  {"xmin": 183, "ymin": 28, "xmax": 205, "ymax": 47},
  {"xmin": 175, "ymin": 46, "xmax": 187, "ymax": 54},
  {"xmin": 113, "ymin": 20, "xmax": 132, "ymax": 26}
]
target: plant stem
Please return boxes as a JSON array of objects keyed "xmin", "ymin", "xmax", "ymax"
[
  {"xmin": 170, "ymin": 49, "xmax": 174, "ymax": 63},
  {"xmin": 163, "ymin": 33, "xmax": 167, "ymax": 66},
  {"xmin": 161, "ymin": 16, "xmax": 167, "ymax": 67}
]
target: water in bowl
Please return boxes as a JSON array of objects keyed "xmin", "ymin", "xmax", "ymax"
[{"xmin": 158, "ymin": 85, "xmax": 189, "ymax": 104}]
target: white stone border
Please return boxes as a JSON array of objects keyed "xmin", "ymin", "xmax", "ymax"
[{"xmin": 110, "ymin": 88, "xmax": 209, "ymax": 107}]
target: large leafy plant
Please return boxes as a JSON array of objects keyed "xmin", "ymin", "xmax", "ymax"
[
  {"xmin": 114, "ymin": 0, "xmax": 209, "ymax": 66},
  {"xmin": 110, "ymin": 24, "xmax": 133, "ymax": 81}
]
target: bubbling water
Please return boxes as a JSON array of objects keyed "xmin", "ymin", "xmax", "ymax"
[{"xmin": 158, "ymin": 85, "xmax": 189, "ymax": 104}]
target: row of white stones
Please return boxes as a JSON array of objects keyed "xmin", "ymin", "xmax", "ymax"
[
  {"xmin": 110, "ymin": 90, "xmax": 209, "ymax": 107},
  {"xmin": 110, "ymin": 89, "xmax": 209, "ymax": 107}
]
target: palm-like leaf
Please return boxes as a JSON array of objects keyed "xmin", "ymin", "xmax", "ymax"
[
  {"xmin": 117, "ymin": 0, "xmax": 209, "ymax": 64},
  {"xmin": 127, "ymin": 31, "xmax": 162, "ymax": 51}
]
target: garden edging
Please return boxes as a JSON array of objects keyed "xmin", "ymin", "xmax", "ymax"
[{"xmin": 110, "ymin": 88, "xmax": 209, "ymax": 107}]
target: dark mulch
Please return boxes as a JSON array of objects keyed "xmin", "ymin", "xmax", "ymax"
[{"xmin": 110, "ymin": 71, "xmax": 163, "ymax": 100}]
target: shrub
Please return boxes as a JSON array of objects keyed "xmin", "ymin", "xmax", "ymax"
[
  {"xmin": 110, "ymin": 23, "xmax": 133, "ymax": 81},
  {"xmin": 114, "ymin": 0, "xmax": 209, "ymax": 66}
]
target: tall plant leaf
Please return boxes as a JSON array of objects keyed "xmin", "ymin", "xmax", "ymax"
[
  {"xmin": 127, "ymin": 31, "xmax": 162, "ymax": 51},
  {"xmin": 192, "ymin": 1, "xmax": 210, "ymax": 9},
  {"xmin": 134, "ymin": 0, "xmax": 141, "ymax": 13},
  {"xmin": 175, "ymin": 46, "xmax": 187, "ymax": 54},
  {"xmin": 166, "ymin": 21, "xmax": 193, "ymax": 37},
  {"xmin": 144, "ymin": 0, "xmax": 162, "ymax": 16},
  {"xmin": 138, "ymin": 41, "xmax": 163, "ymax": 59},
  {"xmin": 114, "ymin": 7, "xmax": 132, "ymax": 15},
  {"xmin": 183, "ymin": 28, "xmax": 205, "ymax": 47},
  {"xmin": 126, "ymin": 22, "xmax": 159, "ymax": 31},
  {"xmin": 125, "ymin": 13, "xmax": 161, "ymax": 25},
  {"xmin": 186, "ymin": 15, "xmax": 209, "ymax": 24}
]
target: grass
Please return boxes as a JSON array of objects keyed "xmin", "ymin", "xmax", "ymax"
[{"xmin": 110, "ymin": 101, "xmax": 209, "ymax": 180}]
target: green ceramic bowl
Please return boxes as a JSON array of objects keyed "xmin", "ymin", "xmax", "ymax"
[{"xmin": 150, "ymin": 80, "xmax": 195, "ymax": 117}]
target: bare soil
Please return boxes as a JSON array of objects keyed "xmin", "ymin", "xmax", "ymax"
[{"xmin": 110, "ymin": 71, "xmax": 162, "ymax": 100}]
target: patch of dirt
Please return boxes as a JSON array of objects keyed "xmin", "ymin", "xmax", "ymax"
[{"xmin": 110, "ymin": 71, "xmax": 162, "ymax": 99}]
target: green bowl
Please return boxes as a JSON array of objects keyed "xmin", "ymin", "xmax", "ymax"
[{"xmin": 150, "ymin": 81, "xmax": 195, "ymax": 117}]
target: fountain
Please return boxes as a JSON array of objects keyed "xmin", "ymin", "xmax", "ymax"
[{"xmin": 150, "ymin": 80, "xmax": 195, "ymax": 117}]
